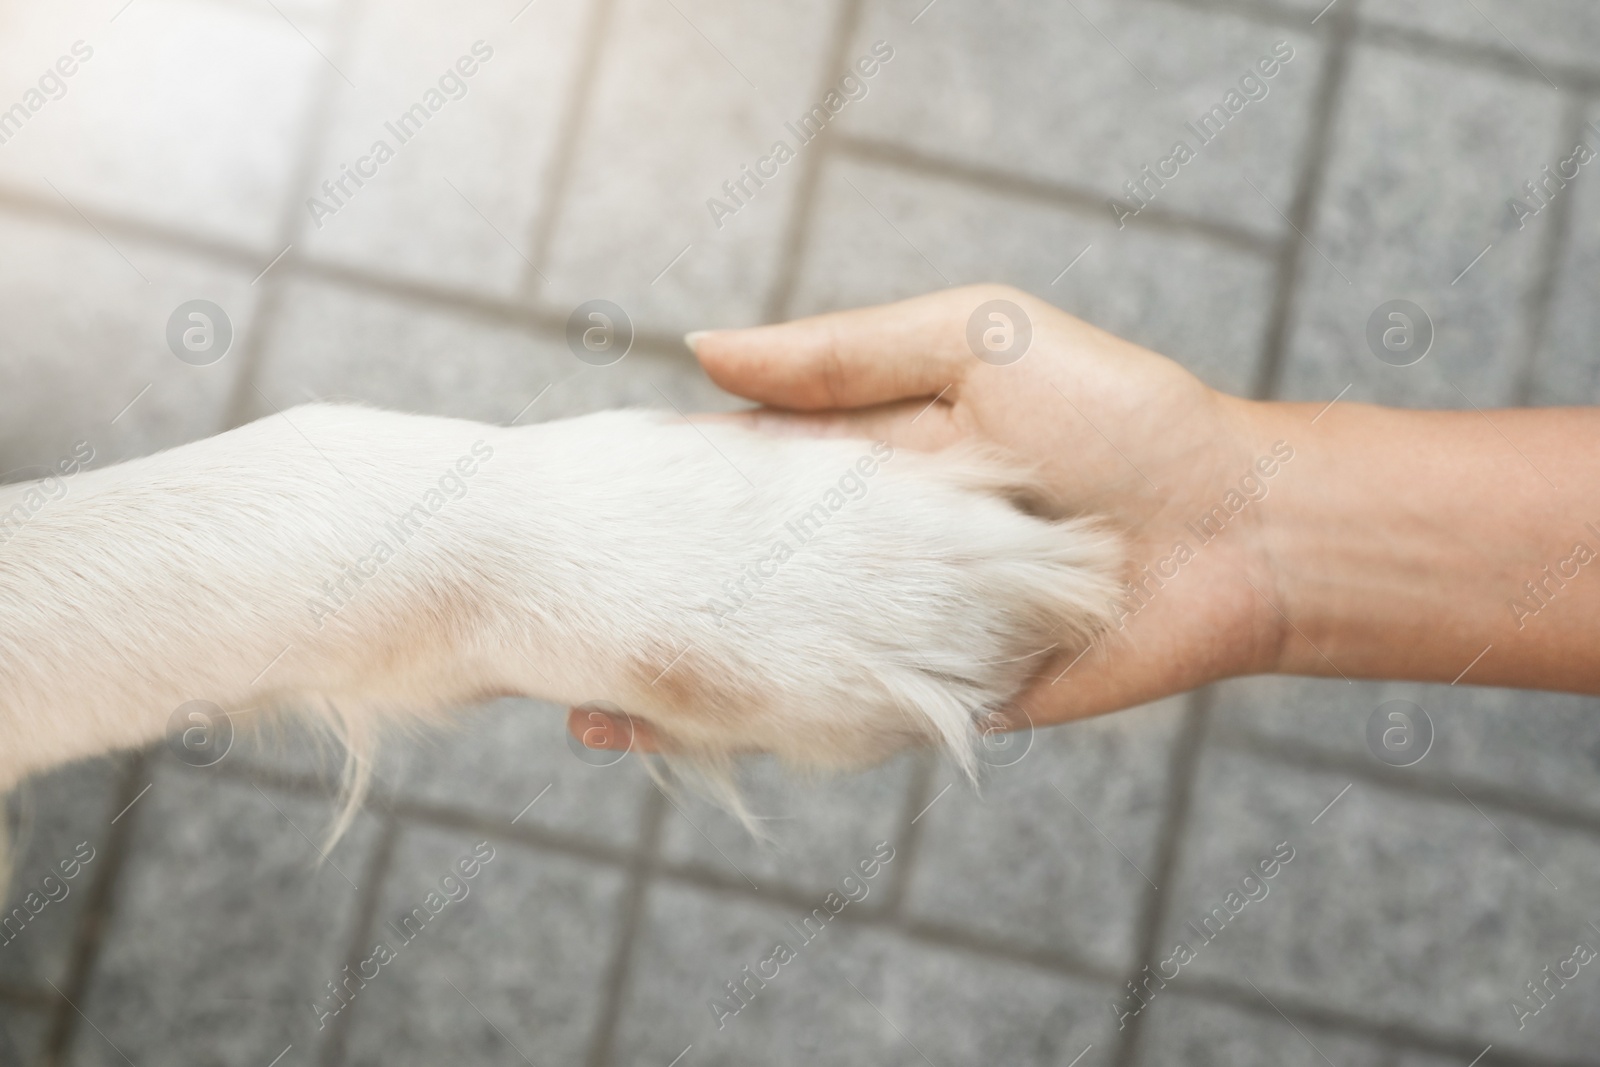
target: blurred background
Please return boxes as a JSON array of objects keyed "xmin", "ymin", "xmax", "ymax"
[{"xmin": 1, "ymin": 0, "xmax": 1599, "ymax": 1064}]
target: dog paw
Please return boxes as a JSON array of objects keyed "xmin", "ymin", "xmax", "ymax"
[{"xmin": 498, "ymin": 411, "xmax": 1125, "ymax": 776}]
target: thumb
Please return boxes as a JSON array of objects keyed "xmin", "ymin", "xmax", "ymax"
[{"xmin": 688, "ymin": 289, "xmax": 985, "ymax": 410}]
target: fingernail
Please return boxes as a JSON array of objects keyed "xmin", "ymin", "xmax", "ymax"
[{"xmin": 683, "ymin": 330, "xmax": 714, "ymax": 352}]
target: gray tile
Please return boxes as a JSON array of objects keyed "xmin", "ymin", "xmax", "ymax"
[
  {"xmin": 612, "ymin": 879, "xmax": 1119, "ymax": 1066},
  {"xmin": 1365, "ymin": 0, "xmax": 1600, "ymax": 76},
  {"xmin": 1212, "ymin": 676, "xmax": 1600, "ymax": 819},
  {"xmin": 0, "ymin": 0, "xmax": 325, "ymax": 250},
  {"xmin": 71, "ymin": 763, "xmax": 376, "ymax": 1067},
  {"xmin": 0, "ymin": 1002, "xmax": 48, "ymax": 1067},
  {"xmin": 842, "ymin": 0, "xmax": 1326, "ymax": 239},
  {"xmin": 1155, "ymin": 745, "xmax": 1600, "ymax": 1060},
  {"xmin": 539, "ymin": 0, "xmax": 842, "ymax": 334},
  {"xmin": 658, "ymin": 753, "xmax": 915, "ymax": 899},
  {"xmin": 903, "ymin": 697, "xmax": 1186, "ymax": 974},
  {"xmin": 790, "ymin": 157, "xmax": 1275, "ymax": 395},
  {"xmin": 1531, "ymin": 104, "xmax": 1600, "ymax": 405},
  {"xmin": 0, "ymin": 759, "xmax": 120, "ymax": 990},
  {"xmin": 341, "ymin": 824, "xmax": 627, "ymax": 1067},
  {"xmin": 1277, "ymin": 43, "xmax": 1565, "ymax": 408},
  {"xmin": 250, "ymin": 276, "xmax": 740, "ymax": 425},
  {"xmin": 298, "ymin": 0, "xmax": 591, "ymax": 296},
  {"xmin": 401, "ymin": 697, "xmax": 652, "ymax": 851},
  {"xmin": 0, "ymin": 211, "xmax": 255, "ymax": 470},
  {"xmin": 1133, "ymin": 996, "xmax": 1403, "ymax": 1067}
]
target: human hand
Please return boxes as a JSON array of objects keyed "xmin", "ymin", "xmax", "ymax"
[{"xmin": 570, "ymin": 285, "xmax": 1290, "ymax": 752}]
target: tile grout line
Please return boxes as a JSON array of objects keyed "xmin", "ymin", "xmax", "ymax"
[
  {"xmin": 211, "ymin": 757, "xmax": 642, "ymax": 866},
  {"xmin": 518, "ymin": 0, "xmax": 619, "ymax": 302},
  {"xmin": 1214, "ymin": 723, "xmax": 1600, "ymax": 840},
  {"xmin": 315, "ymin": 811, "xmax": 400, "ymax": 1067},
  {"xmin": 835, "ymin": 135, "xmax": 1281, "ymax": 260},
  {"xmin": 583, "ymin": 785, "xmax": 667, "ymax": 1067},
  {"xmin": 1249, "ymin": 0, "xmax": 1357, "ymax": 402},
  {"xmin": 0, "ymin": 183, "xmax": 263, "ymax": 276},
  {"xmin": 41, "ymin": 753, "xmax": 149, "ymax": 1067},
  {"xmin": 277, "ymin": 255, "xmax": 695, "ymax": 358},
  {"xmin": 0, "ymin": 983, "xmax": 55, "ymax": 1010},
  {"xmin": 1509, "ymin": 92, "xmax": 1591, "ymax": 406},
  {"xmin": 879, "ymin": 750, "xmax": 938, "ymax": 920},
  {"xmin": 191, "ymin": 0, "xmax": 1600, "ymax": 90},
  {"xmin": 1154, "ymin": 0, "xmax": 1600, "ymax": 92},
  {"xmin": 760, "ymin": 0, "xmax": 865, "ymax": 324},
  {"xmin": 1109, "ymin": 688, "xmax": 1215, "ymax": 1067},
  {"xmin": 220, "ymin": 0, "xmax": 365, "ymax": 432},
  {"xmin": 1353, "ymin": 18, "xmax": 1600, "ymax": 95},
  {"xmin": 1145, "ymin": 0, "xmax": 1341, "ymax": 33},
  {"xmin": 0, "ymin": 182, "xmax": 684, "ymax": 366},
  {"xmin": 1171, "ymin": 972, "xmax": 1593, "ymax": 1067}
]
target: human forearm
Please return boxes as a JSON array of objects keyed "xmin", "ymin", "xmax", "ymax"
[{"xmin": 1248, "ymin": 399, "xmax": 1600, "ymax": 691}]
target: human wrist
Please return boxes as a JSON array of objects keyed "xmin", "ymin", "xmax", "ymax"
[
  {"xmin": 1238, "ymin": 399, "xmax": 1537, "ymax": 684},
  {"xmin": 1192, "ymin": 393, "xmax": 1294, "ymax": 680}
]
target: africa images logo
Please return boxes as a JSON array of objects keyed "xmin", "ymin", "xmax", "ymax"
[
  {"xmin": 704, "ymin": 41, "xmax": 895, "ymax": 230},
  {"xmin": 306, "ymin": 41, "xmax": 495, "ymax": 229},
  {"xmin": 1107, "ymin": 40, "xmax": 1295, "ymax": 229},
  {"xmin": 706, "ymin": 443, "xmax": 894, "ymax": 627}
]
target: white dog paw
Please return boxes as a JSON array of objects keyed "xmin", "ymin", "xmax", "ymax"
[{"xmin": 499, "ymin": 412, "xmax": 1126, "ymax": 777}]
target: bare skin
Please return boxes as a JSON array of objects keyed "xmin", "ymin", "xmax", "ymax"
[{"xmin": 569, "ymin": 285, "xmax": 1600, "ymax": 752}]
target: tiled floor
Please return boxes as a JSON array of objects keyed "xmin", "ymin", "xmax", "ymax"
[{"xmin": 2, "ymin": 0, "xmax": 1599, "ymax": 1064}]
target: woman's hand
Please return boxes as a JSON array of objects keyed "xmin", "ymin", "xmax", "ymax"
[
  {"xmin": 575, "ymin": 285, "xmax": 1600, "ymax": 753},
  {"xmin": 570, "ymin": 285, "xmax": 1291, "ymax": 749}
]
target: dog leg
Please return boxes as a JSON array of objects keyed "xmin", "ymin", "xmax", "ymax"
[{"xmin": 0, "ymin": 404, "xmax": 1124, "ymax": 801}]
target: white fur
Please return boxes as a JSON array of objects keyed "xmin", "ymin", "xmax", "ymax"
[{"xmin": 0, "ymin": 405, "xmax": 1124, "ymax": 828}]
